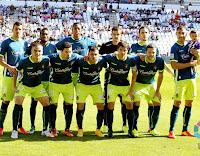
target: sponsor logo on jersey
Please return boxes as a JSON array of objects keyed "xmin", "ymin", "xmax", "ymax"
[
  {"xmin": 110, "ymin": 67, "xmax": 129, "ymax": 74},
  {"xmin": 55, "ymin": 67, "xmax": 72, "ymax": 73},
  {"xmin": 83, "ymin": 67, "xmax": 89, "ymax": 69},
  {"xmin": 83, "ymin": 71, "xmax": 99, "ymax": 76},
  {"xmin": 180, "ymin": 54, "xmax": 190, "ymax": 60},
  {"xmin": 11, "ymin": 50, "xmax": 25, "ymax": 56},
  {"xmin": 27, "ymin": 70, "xmax": 44, "ymax": 77},
  {"xmin": 140, "ymin": 65, "xmax": 146, "ymax": 67},
  {"xmin": 139, "ymin": 69, "xmax": 156, "ymax": 75}
]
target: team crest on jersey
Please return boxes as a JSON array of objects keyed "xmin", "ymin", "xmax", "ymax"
[
  {"xmin": 77, "ymin": 96, "xmax": 79, "ymax": 100},
  {"xmin": 49, "ymin": 50, "xmax": 52, "ymax": 54},
  {"xmin": 42, "ymin": 64, "xmax": 45, "ymax": 69},
  {"xmin": 70, "ymin": 62, "xmax": 73, "ymax": 66},
  {"xmin": 98, "ymin": 66, "xmax": 100, "ymax": 71},
  {"xmin": 154, "ymin": 66, "xmax": 157, "ymax": 70},
  {"xmin": 176, "ymin": 94, "xmax": 179, "ymax": 98},
  {"xmin": 108, "ymin": 96, "xmax": 110, "ymax": 99},
  {"xmin": 3, "ymin": 94, "xmax": 6, "ymax": 97},
  {"xmin": 82, "ymin": 41, "xmax": 85, "ymax": 45},
  {"xmin": 125, "ymin": 64, "xmax": 128, "ymax": 68}
]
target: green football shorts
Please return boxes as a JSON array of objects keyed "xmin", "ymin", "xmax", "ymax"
[
  {"xmin": 76, "ymin": 83, "xmax": 104, "ymax": 104},
  {"xmin": 49, "ymin": 82, "xmax": 74, "ymax": 104}
]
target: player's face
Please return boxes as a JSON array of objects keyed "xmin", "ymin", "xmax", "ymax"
[
  {"xmin": 176, "ymin": 28, "xmax": 187, "ymax": 42},
  {"xmin": 12, "ymin": 25, "xmax": 23, "ymax": 39},
  {"xmin": 145, "ymin": 48, "xmax": 157, "ymax": 61},
  {"xmin": 31, "ymin": 45, "xmax": 43, "ymax": 61},
  {"xmin": 111, "ymin": 30, "xmax": 122, "ymax": 43},
  {"xmin": 190, "ymin": 33, "xmax": 198, "ymax": 42},
  {"xmin": 88, "ymin": 49, "xmax": 99, "ymax": 64},
  {"xmin": 72, "ymin": 24, "xmax": 82, "ymax": 39},
  {"xmin": 139, "ymin": 28, "xmax": 149, "ymax": 41},
  {"xmin": 61, "ymin": 47, "xmax": 72, "ymax": 60},
  {"xmin": 40, "ymin": 30, "xmax": 49, "ymax": 42},
  {"xmin": 117, "ymin": 46, "xmax": 128, "ymax": 57}
]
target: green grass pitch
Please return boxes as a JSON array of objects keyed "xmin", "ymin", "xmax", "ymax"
[{"xmin": 0, "ymin": 66, "xmax": 200, "ymax": 156}]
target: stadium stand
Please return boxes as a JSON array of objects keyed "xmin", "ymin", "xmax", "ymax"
[{"xmin": 0, "ymin": 0, "xmax": 200, "ymax": 57}]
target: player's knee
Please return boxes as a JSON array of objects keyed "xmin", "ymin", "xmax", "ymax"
[
  {"xmin": 97, "ymin": 103, "xmax": 104, "ymax": 110},
  {"xmin": 134, "ymin": 101, "xmax": 140, "ymax": 106},
  {"xmin": 153, "ymin": 101, "xmax": 161, "ymax": 106},
  {"xmin": 125, "ymin": 102, "xmax": 133, "ymax": 110},
  {"xmin": 185, "ymin": 100, "xmax": 193, "ymax": 107},
  {"xmin": 3, "ymin": 101, "xmax": 10, "ymax": 105},
  {"xmin": 107, "ymin": 102, "xmax": 114, "ymax": 110},
  {"xmin": 77, "ymin": 103, "xmax": 84, "ymax": 110},
  {"xmin": 52, "ymin": 103, "xmax": 58, "ymax": 106},
  {"xmin": 174, "ymin": 100, "xmax": 181, "ymax": 107},
  {"xmin": 14, "ymin": 97, "xmax": 24, "ymax": 105},
  {"xmin": 64, "ymin": 102, "xmax": 73, "ymax": 105}
]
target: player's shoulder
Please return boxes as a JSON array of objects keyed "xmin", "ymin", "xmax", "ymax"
[
  {"xmin": 42, "ymin": 55, "xmax": 50, "ymax": 61},
  {"xmin": 48, "ymin": 43, "xmax": 56, "ymax": 48},
  {"xmin": 131, "ymin": 42, "xmax": 138, "ymax": 47},
  {"xmin": 156, "ymin": 56, "xmax": 164, "ymax": 62},
  {"xmin": 103, "ymin": 41, "xmax": 113, "ymax": 47},
  {"xmin": 1, "ymin": 38, "xmax": 12, "ymax": 45},
  {"xmin": 49, "ymin": 53, "xmax": 58, "ymax": 59}
]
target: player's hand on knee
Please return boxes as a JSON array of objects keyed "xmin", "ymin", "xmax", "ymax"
[
  {"xmin": 153, "ymin": 91, "xmax": 161, "ymax": 101},
  {"xmin": 126, "ymin": 90, "xmax": 134, "ymax": 101}
]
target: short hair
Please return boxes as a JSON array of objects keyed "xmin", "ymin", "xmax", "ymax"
[
  {"xmin": 139, "ymin": 26, "xmax": 149, "ymax": 34},
  {"xmin": 88, "ymin": 46, "xmax": 98, "ymax": 52},
  {"xmin": 176, "ymin": 25, "xmax": 186, "ymax": 31},
  {"xmin": 40, "ymin": 27, "xmax": 49, "ymax": 34},
  {"xmin": 112, "ymin": 26, "xmax": 121, "ymax": 32},
  {"xmin": 190, "ymin": 29, "xmax": 199, "ymax": 35},
  {"xmin": 61, "ymin": 42, "xmax": 72, "ymax": 50},
  {"xmin": 146, "ymin": 44, "xmax": 157, "ymax": 52},
  {"xmin": 117, "ymin": 41, "xmax": 129, "ymax": 49},
  {"xmin": 72, "ymin": 22, "xmax": 81, "ymax": 28},
  {"xmin": 13, "ymin": 21, "xmax": 22, "ymax": 29},
  {"xmin": 31, "ymin": 42, "xmax": 43, "ymax": 49}
]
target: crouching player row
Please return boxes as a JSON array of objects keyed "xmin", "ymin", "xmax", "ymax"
[{"xmin": 74, "ymin": 42, "xmax": 138, "ymax": 138}]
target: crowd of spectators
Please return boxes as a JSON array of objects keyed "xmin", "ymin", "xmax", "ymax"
[{"xmin": 0, "ymin": 2, "xmax": 200, "ymax": 46}]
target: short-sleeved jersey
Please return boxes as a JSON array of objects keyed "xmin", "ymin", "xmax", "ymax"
[
  {"xmin": 56, "ymin": 36, "xmax": 97, "ymax": 56},
  {"xmin": 130, "ymin": 43, "xmax": 160, "ymax": 56},
  {"xmin": 26, "ymin": 43, "xmax": 57, "ymax": 81},
  {"xmin": 0, "ymin": 38, "xmax": 27, "ymax": 77},
  {"xmin": 49, "ymin": 53, "xmax": 81, "ymax": 84},
  {"xmin": 74, "ymin": 57, "xmax": 106, "ymax": 85},
  {"xmin": 16, "ymin": 56, "xmax": 50, "ymax": 87},
  {"xmin": 135, "ymin": 56, "xmax": 164, "ymax": 84},
  {"xmin": 170, "ymin": 42, "xmax": 196, "ymax": 81},
  {"xmin": 103, "ymin": 54, "xmax": 136, "ymax": 86},
  {"xmin": 99, "ymin": 41, "xmax": 117, "ymax": 55}
]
